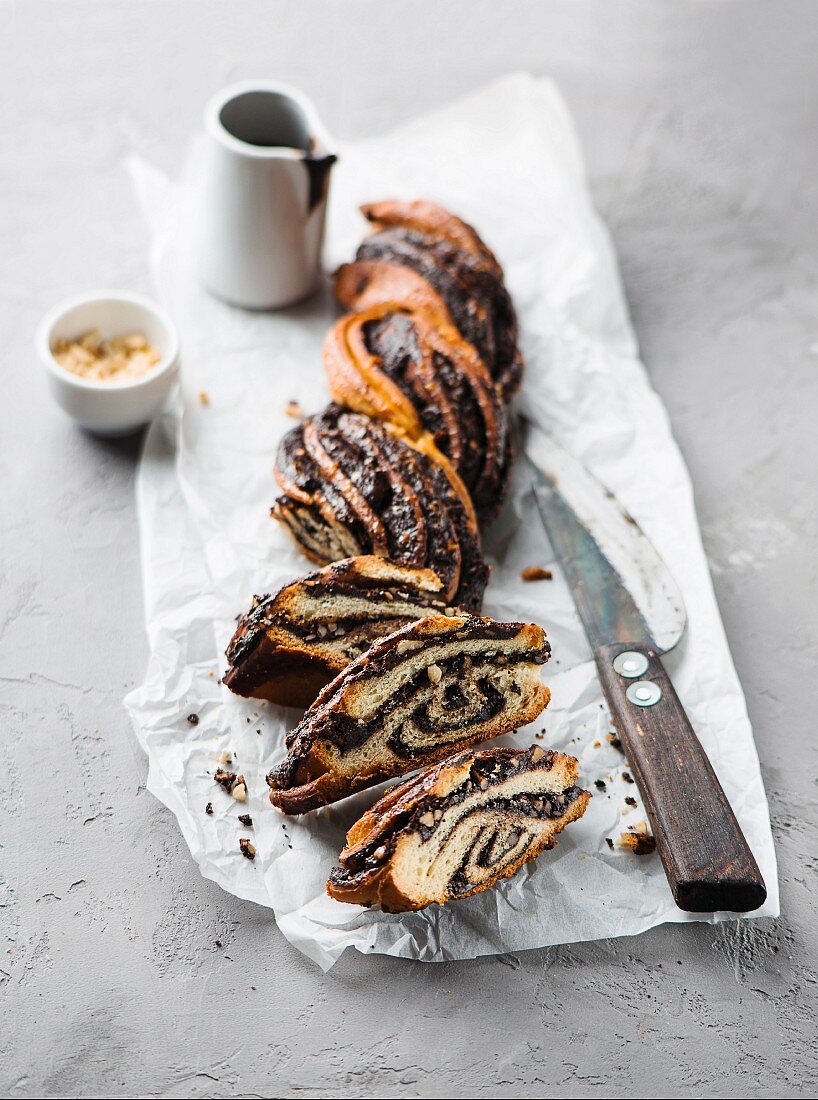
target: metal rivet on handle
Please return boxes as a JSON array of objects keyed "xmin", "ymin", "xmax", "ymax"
[
  {"xmin": 626, "ymin": 680, "xmax": 662, "ymax": 707},
  {"xmin": 613, "ymin": 650, "xmax": 649, "ymax": 678}
]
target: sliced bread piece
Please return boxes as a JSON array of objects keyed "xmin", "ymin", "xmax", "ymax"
[
  {"xmin": 267, "ymin": 615, "xmax": 551, "ymax": 813},
  {"xmin": 224, "ymin": 556, "xmax": 452, "ymax": 708},
  {"xmin": 327, "ymin": 744, "xmax": 590, "ymax": 912}
]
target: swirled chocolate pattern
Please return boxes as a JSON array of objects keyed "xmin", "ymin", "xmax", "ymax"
[
  {"xmin": 273, "ymin": 405, "xmax": 488, "ymax": 611},
  {"xmin": 223, "ymin": 556, "xmax": 453, "ymax": 708},
  {"xmin": 327, "ymin": 745, "xmax": 590, "ymax": 912},
  {"xmin": 267, "ymin": 615, "xmax": 551, "ymax": 814},
  {"xmin": 335, "ymin": 200, "xmax": 523, "ymax": 400},
  {"xmin": 323, "ymin": 305, "xmax": 512, "ymax": 525}
]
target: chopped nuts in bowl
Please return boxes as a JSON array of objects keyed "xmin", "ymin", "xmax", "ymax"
[
  {"xmin": 53, "ymin": 329, "xmax": 162, "ymax": 384},
  {"xmin": 36, "ymin": 290, "xmax": 180, "ymax": 436}
]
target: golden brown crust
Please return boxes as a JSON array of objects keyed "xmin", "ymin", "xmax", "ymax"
[
  {"xmin": 360, "ymin": 200, "xmax": 503, "ymax": 275},
  {"xmin": 334, "ymin": 260, "xmax": 454, "ymax": 326},
  {"xmin": 323, "ymin": 306, "xmax": 511, "ymax": 525}
]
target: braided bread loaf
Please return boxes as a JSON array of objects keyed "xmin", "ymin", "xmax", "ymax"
[
  {"xmin": 221, "ymin": 201, "xmax": 590, "ymax": 905},
  {"xmin": 335, "ymin": 201, "xmax": 523, "ymax": 400}
]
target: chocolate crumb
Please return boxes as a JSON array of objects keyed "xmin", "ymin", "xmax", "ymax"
[
  {"xmin": 238, "ymin": 814, "xmax": 253, "ymax": 827},
  {"xmin": 214, "ymin": 768, "xmax": 237, "ymax": 793},
  {"xmin": 618, "ymin": 828, "xmax": 656, "ymax": 855},
  {"xmin": 521, "ymin": 566, "xmax": 553, "ymax": 582},
  {"xmin": 215, "ymin": 769, "xmax": 247, "ymax": 801},
  {"xmin": 214, "ymin": 939, "xmax": 222, "ymax": 948},
  {"xmin": 605, "ymin": 837, "xmax": 614, "ymax": 850},
  {"xmin": 187, "ymin": 713, "xmax": 199, "ymax": 725},
  {"xmin": 622, "ymin": 771, "xmax": 634, "ymax": 783},
  {"xmin": 625, "ymin": 796, "xmax": 637, "ymax": 807},
  {"xmin": 594, "ymin": 779, "xmax": 607, "ymax": 791},
  {"xmin": 205, "ymin": 802, "xmax": 213, "ymax": 816},
  {"xmin": 239, "ymin": 838, "xmax": 256, "ymax": 861}
]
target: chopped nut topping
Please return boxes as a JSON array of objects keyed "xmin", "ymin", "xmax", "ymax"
[
  {"xmin": 521, "ymin": 566, "xmax": 553, "ymax": 582},
  {"xmin": 53, "ymin": 328, "xmax": 161, "ymax": 383},
  {"xmin": 419, "ymin": 811, "xmax": 435, "ymax": 827},
  {"xmin": 396, "ymin": 638, "xmax": 421, "ymax": 656},
  {"xmin": 427, "ymin": 663, "xmax": 442, "ymax": 684},
  {"xmin": 530, "ymin": 745, "xmax": 545, "ymax": 763},
  {"xmin": 232, "ymin": 781, "xmax": 248, "ymax": 803},
  {"xmin": 372, "ymin": 845, "xmax": 387, "ymax": 861},
  {"xmin": 239, "ymin": 838, "xmax": 256, "ymax": 861},
  {"xmin": 284, "ymin": 400, "xmax": 304, "ymax": 419}
]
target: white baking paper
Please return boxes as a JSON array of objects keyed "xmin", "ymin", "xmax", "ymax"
[{"xmin": 125, "ymin": 74, "xmax": 778, "ymax": 970}]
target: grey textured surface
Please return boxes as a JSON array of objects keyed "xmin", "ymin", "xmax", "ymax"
[{"xmin": 1, "ymin": 1, "xmax": 816, "ymax": 1096}]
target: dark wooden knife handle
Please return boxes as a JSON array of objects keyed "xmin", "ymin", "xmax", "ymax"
[{"xmin": 595, "ymin": 641, "xmax": 766, "ymax": 913}]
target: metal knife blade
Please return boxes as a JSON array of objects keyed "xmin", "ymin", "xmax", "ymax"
[{"xmin": 524, "ymin": 421, "xmax": 686, "ymax": 654}]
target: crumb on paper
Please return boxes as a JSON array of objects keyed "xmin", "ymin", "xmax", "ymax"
[
  {"xmin": 52, "ymin": 329, "xmax": 161, "ymax": 382},
  {"xmin": 205, "ymin": 802, "xmax": 213, "ymax": 816},
  {"xmin": 199, "ymin": 391, "xmax": 210, "ymax": 406},
  {"xmin": 625, "ymin": 795, "xmax": 637, "ymax": 807},
  {"xmin": 284, "ymin": 400, "xmax": 304, "ymax": 419},
  {"xmin": 217, "ymin": 750, "xmax": 233, "ymax": 765},
  {"xmin": 618, "ymin": 821, "xmax": 656, "ymax": 855},
  {"xmin": 622, "ymin": 771, "xmax": 634, "ymax": 783},
  {"xmin": 239, "ymin": 838, "xmax": 256, "ymax": 861},
  {"xmin": 594, "ymin": 779, "xmax": 607, "ymax": 791},
  {"xmin": 520, "ymin": 566, "xmax": 553, "ymax": 582},
  {"xmin": 187, "ymin": 713, "xmax": 199, "ymax": 726},
  {"xmin": 214, "ymin": 769, "xmax": 246, "ymax": 801},
  {"xmin": 238, "ymin": 813, "xmax": 253, "ymax": 827}
]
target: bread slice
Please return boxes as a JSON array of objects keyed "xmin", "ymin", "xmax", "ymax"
[
  {"xmin": 267, "ymin": 615, "xmax": 551, "ymax": 814},
  {"xmin": 327, "ymin": 744, "xmax": 590, "ymax": 912},
  {"xmin": 223, "ymin": 557, "xmax": 452, "ymax": 708}
]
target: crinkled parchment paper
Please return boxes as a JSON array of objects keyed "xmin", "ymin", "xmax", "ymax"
[{"xmin": 125, "ymin": 74, "xmax": 778, "ymax": 969}]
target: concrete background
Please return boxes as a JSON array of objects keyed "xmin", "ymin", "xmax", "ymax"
[{"xmin": 1, "ymin": 1, "xmax": 816, "ymax": 1096}]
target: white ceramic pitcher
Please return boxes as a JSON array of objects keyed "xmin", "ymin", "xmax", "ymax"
[{"xmin": 196, "ymin": 81, "xmax": 337, "ymax": 310}]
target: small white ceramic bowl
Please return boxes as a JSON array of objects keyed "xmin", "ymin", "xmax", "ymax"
[{"xmin": 37, "ymin": 290, "xmax": 180, "ymax": 436}]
